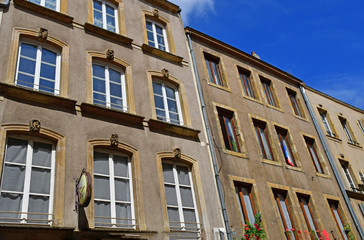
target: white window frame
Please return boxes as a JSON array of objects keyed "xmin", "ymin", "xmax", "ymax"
[
  {"xmin": 320, "ymin": 111, "xmax": 334, "ymax": 137},
  {"xmin": 29, "ymin": 0, "xmax": 60, "ymax": 11},
  {"xmin": 358, "ymin": 120, "xmax": 364, "ymax": 136},
  {"xmin": 93, "ymin": 149, "xmax": 135, "ymax": 228},
  {"xmin": 92, "ymin": 63, "xmax": 127, "ymax": 112},
  {"xmin": 163, "ymin": 161, "xmax": 200, "ymax": 233},
  {"xmin": 153, "ymin": 81, "xmax": 183, "ymax": 125},
  {"xmin": 146, "ymin": 20, "xmax": 169, "ymax": 52},
  {"xmin": 340, "ymin": 119, "xmax": 355, "ymax": 144},
  {"xmin": 341, "ymin": 162, "xmax": 356, "ymax": 191},
  {"xmin": 235, "ymin": 184, "xmax": 255, "ymax": 225},
  {"xmin": 92, "ymin": 0, "xmax": 119, "ymax": 33},
  {"xmin": 15, "ymin": 41, "xmax": 61, "ymax": 96},
  {"xmin": 0, "ymin": 135, "xmax": 56, "ymax": 225}
]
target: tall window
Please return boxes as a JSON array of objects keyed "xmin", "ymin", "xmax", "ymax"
[
  {"xmin": 261, "ymin": 78, "xmax": 277, "ymax": 107},
  {"xmin": 319, "ymin": 110, "xmax": 335, "ymax": 137},
  {"xmin": 287, "ymin": 90, "xmax": 303, "ymax": 117},
  {"xmin": 305, "ymin": 137, "xmax": 324, "ymax": 174},
  {"xmin": 239, "ymin": 69, "xmax": 255, "ymax": 98},
  {"xmin": 205, "ymin": 54, "xmax": 223, "ymax": 86},
  {"xmin": 218, "ymin": 108, "xmax": 240, "ymax": 152},
  {"xmin": 153, "ymin": 81, "xmax": 183, "ymax": 125},
  {"xmin": 340, "ymin": 162, "xmax": 356, "ymax": 191},
  {"xmin": 254, "ymin": 120, "xmax": 274, "ymax": 161},
  {"xmin": 358, "ymin": 120, "xmax": 364, "ymax": 135},
  {"xmin": 93, "ymin": 0, "xmax": 119, "ymax": 33},
  {"xmin": 162, "ymin": 162, "xmax": 200, "ymax": 236},
  {"xmin": 15, "ymin": 42, "xmax": 61, "ymax": 95},
  {"xmin": 328, "ymin": 200, "xmax": 349, "ymax": 240},
  {"xmin": 0, "ymin": 137, "xmax": 55, "ymax": 224},
  {"xmin": 235, "ymin": 184, "xmax": 255, "ymax": 224},
  {"xmin": 93, "ymin": 150, "xmax": 135, "ymax": 228},
  {"xmin": 273, "ymin": 190, "xmax": 296, "ymax": 240},
  {"xmin": 146, "ymin": 20, "xmax": 168, "ymax": 51},
  {"xmin": 276, "ymin": 128, "xmax": 296, "ymax": 167},
  {"xmin": 340, "ymin": 118, "xmax": 355, "ymax": 144},
  {"xmin": 92, "ymin": 63, "xmax": 127, "ymax": 111},
  {"xmin": 297, "ymin": 195, "xmax": 320, "ymax": 239},
  {"xmin": 28, "ymin": 0, "xmax": 59, "ymax": 11}
]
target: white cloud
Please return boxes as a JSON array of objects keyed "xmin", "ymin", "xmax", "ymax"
[{"xmin": 169, "ymin": 0, "xmax": 214, "ymax": 24}]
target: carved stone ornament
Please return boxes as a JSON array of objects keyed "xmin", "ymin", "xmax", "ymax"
[
  {"xmin": 110, "ymin": 134, "xmax": 119, "ymax": 146},
  {"xmin": 29, "ymin": 119, "xmax": 41, "ymax": 132},
  {"xmin": 106, "ymin": 49, "xmax": 114, "ymax": 60},
  {"xmin": 38, "ymin": 28, "xmax": 48, "ymax": 39},
  {"xmin": 153, "ymin": 9, "xmax": 159, "ymax": 18},
  {"xmin": 340, "ymin": 153, "xmax": 345, "ymax": 158},
  {"xmin": 173, "ymin": 147, "xmax": 181, "ymax": 160},
  {"xmin": 162, "ymin": 68, "xmax": 169, "ymax": 79}
]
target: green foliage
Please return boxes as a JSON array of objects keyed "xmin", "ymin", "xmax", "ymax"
[
  {"xmin": 344, "ymin": 224, "xmax": 355, "ymax": 240},
  {"xmin": 242, "ymin": 213, "xmax": 267, "ymax": 240}
]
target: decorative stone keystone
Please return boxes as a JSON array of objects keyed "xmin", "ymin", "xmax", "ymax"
[
  {"xmin": 162, "ymin": 68, "xmax": 169, "ymax": 79},
  {"xmin": 110, "ymin": 134, "xmax": 119, "ymax": 146},
  {"xmin": 106, "ymin": 49, "xmax": 114, "ymax": 60},
  {"xmin": 29, "ymin": 119, "xmax": 41, "ymax": 132},
  {"xmin": 153, "ymin": 9, "xmax": 159, "ymax": 18},
  {"xmin": 173, "ymin": 147, "xmax": 181, "ymax": 159},
  {"xmin": 38, "ymin": 28, "xmax": 48, "ymax": 39}
]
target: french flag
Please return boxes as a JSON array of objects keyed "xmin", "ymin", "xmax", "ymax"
[{"xmin": 282, "ymin": 143, "xmax": 294, "ymax": 166}]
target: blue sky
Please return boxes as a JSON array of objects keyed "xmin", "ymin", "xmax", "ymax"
[{"xmin": 170, "ymin": 0, "xmax": 364, "ymax": 110}]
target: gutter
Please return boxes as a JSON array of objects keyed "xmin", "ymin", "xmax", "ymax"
[
  {"xmin": 300, "ymin": 85, "xmax": 364, "ymax": 239},
  {"xmin": 186, "ymin": 32, "xmax": 232, "ymax": 240}
]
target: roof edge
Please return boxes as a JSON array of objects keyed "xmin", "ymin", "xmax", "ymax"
[{"xmin": 143, "ymin": 0, "xmax": 181, "ymax": 14}]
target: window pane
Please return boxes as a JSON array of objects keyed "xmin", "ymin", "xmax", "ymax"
[
  {"xmin": 242, "ymin": 187, "xmax": 255, "ymax": 224},
  {"xmin": 177, "ymin": 166, "xmax": 190, "ymax": 185},
  {"xmin": 32, "ymin": 142, "xmax": 52, "ymax": 167},
  {"xmin": 115, "ymin": 203, "xmax": 132, "ymax": 226},
  {"xmin": 180, "ymin": 187, "xmax": 194, "ymax": 207},
  {"xmin": 93, "ymin": 78, "xmax": 106, "ymax": 93},
  {"xmin": 146, "ymin": 21, "xmax": 153, "ymax": 31},
  {"xmin": 5, "ymin": 138, "xmax": 28, "ymax": 164},
  {"xmin": 30, "ymin": 168, "xmax": 51, "ymax": 194},
  {"xmin": 39, "ymin": 79, "xmax": 55, "ymax": 93},
  {"xmin": 93, "ymin": 93, "xmax": 106, "ymax": 106},
  {"xmin": 114, "ymin": 179, "xmax": 130, "ymax": 202},
  {"xmin": 93, "ymin": 64, "xmax": 105, "ymax": 79},
  {"xmin": 40, "ymin": 64, "xmax": 56, "ymax": 81},
  {"xmin": 18, "ymin": 57, "xmax": 36, "ymax": 75},
  {"xmin": 41, "ymin": 48, "xmax": 57, "ymax": 64},
  {"xmin": 165, "ymin": 185, "xmax": 178, "ymax": 206},
  {"xmin": 113, "ymin": 155, "xmax": 128, "ymax": 177},
  {"xmin": 167, "ymin": 207, "xmax": 180, "ymax": 227},
  {"xmin": 0, "ymin": 193, "xmax": 22, "ymax": 223},
  {"xmin": 94, "ymin": 176, "xmax": 110, "ymax": 200},
  {"xmin": 2, "ymin": 164, "xmax": 25, "ymax": 192},
  {"xmin": 156, "ymin": 109, "xmax": 166, "ymax": 121},
  {"xmin": 45, "ymin": 0, "xmax": 57, "ymax": 10},
  {"xmin": 93, "ymin": 0, "xmax": 102, "ymax": 10},
  {"xmin": 183, "ymin": 209, "xmax": 197, "ymax": 228},
  {"xmin": 20, "ymin": 43, "xmax": 37, "ymax": 59},
  {"xmin": 163, "ymin": 163, "xmax": 174, "ymax": 183},
  {"xmin": 110, "ymin": 82, "xmax": 122, "ymax": 97},
  {"xmin": 29, "ymin": 0, "xmax": 41, "ymax": 5},
  {"xmin": 109, "ymin": 69, "xmax": 121, "ymax": 83},
  {"xmin": 167, "ymin": 99, "xmax": 178, "ymax": 113},
  {"xmin": 95, "ymin": 201, "xmax": 111, "ymax": 224},
  {"xmin": 27, "ymin": 195, "xmax": 49, "ymax": 223},
  {"xmin": 152, "ymin": 82, "xmax": 162, "ymax": 95},
  {"xmin": 154, "ymin": 95, "xmax": 165, "ymax": 109},
  {"xmin": 165, "ymin": 86, "xmax": 175, "ymax": 99},
  {"xmin": 94, "ymin": 152, "xmax": 109, "ymax": 175}
]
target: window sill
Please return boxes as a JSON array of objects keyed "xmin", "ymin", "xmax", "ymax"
[
  {"xmin": 347, "ymin": 142, "xmax": 362, "ymax": 150},
  {"xmin": 242, "ymin": 95, "xmax": 263, "ymax": 105},
  {"xmin": 80, "ymin": 103, "xmax": 144, "ymax": 128},
  {"xmin": 148, "ymin": 119, "xmax": 200, "ymax": 140},
  {"xmin": 346, "ymin": 190, "xmax": 364, "ymax": 201},
  {"xmin": 316, "ymin": 172, "xmax": 331, "ymax": 179},
  {"xmin": 141, "ymin": 44, "xmax": 183, "ymax": 64},
  {"xmin": 206, "ymin": 81, "xmax": 231, "ymax": 92},
  {"xmin": 223, "ymin": 149, "xmax": 248, "ymax": 158},
  {"xmin": 13, "ymin": 0, "xmax": 73, "ymax": 24},
  {"xmin": 84, "ymin": 23, "xmax": 133, "ymax": 46},
  {"xmin": 0, "ymin": 83, "xmax": 77, "ymax": 110},
  {"xmin": 261, "ymin": 158, "xmax": 282, "ymax": 167},
  {"xmin": 285, "ymin": 164, "xmax": 304, "ymax": 172},
  {"xmin": 294, "ymin": 114, "xmax": 309, "ymax": 123},
  {"xmin": 266, "ymin": 104, "xmax": 283, "ymax": 113},
  {"xmin": 326, "ymin": 134, "xmax": 342, "ymax": 143},
  {"xmin": 89, "ymin": 227, "xmax": 157, "ymax": 234}
]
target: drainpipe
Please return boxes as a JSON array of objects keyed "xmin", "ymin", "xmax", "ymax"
[
  {"xmin": 300, "ymin": 85, "xmax": 364, "ymax": 239},
  {"xmin": 186, "ymin": 32, "xmax": 231, "ymax": 240}
]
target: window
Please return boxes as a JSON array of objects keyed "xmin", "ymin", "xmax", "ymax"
[
  {"xmin": 254, "ymin": 120, "xmax": 274, "ymax": 161},
  {"xmin": 205, "ymin": 54, "xmax": 223, "ymax": 86},
  {"xmin": 92, "ymin": 63, "xmax": 127, "ymax": 111},
  {"xmin": 276, "ymin": 128, "xmax": 296, "ymax": 167},
  {"xmin": 287, "ymin": 90, "xmax": 304, "ymax": 117},
  {"xmin": 28, "ymin": 0, "xmax": 59, "ymax": 11},
  {"xmin": 340, "ymin": 161, "xmax": 356, "ymax": 191},
  {"xmin": 297, "ymin": 195, "xmax": 320, "ymax": 239},
  {"xmin": 358, "ymin": 120, "xmax": 364, "ymax": 136},
  {"xmin": 93, "ymin": 150, "xmax": 135, "ymax": 228},
  {"xmin": 15, "ymin": 42, "xmax": 61, "ymax": 95},
  {"xmin": 152, "ymin": 81, "xmax": 183, "ymax": 125},
  {"xmin": 235, "ymin": 183, "xmax": 255, "ymax": 224},
  {"xmin": 305, "ymin": 137, "xmax": 324, "ymax": 174},
  {"xmin": 340, "ymin": 118, "xmax": 356, "ymax": 144},
  {"xmin": 162, "ymin": 162, "xmax": 200, "ymax": 236},
  {"xmin": 93, "ymin": 0, "xmax": 119, "ymax": 33},
  {"xmin": 328, "ymin": 200, "xmax": 349, "ymax": 240},
  {"xmin": 0, "ymin": 137, "xmax": 55, "ymax": 224},
  {"xmin": 218, "ymin": 108, "xmax": 240, "ymax": 152},
  {"xmin": 146, "ymin": 20, "xmax": 168, "ymax": 51},
  {"xmin": 359, "ymin": 171, "xmax": 364, "ymax": 184},
  {"xmin": 319, "ymin": 110, "xmax": 335, "ymax": 137},
  {"xmin": 239, "ymin": 69, "xmax": 255, "ymax": 98},
  {"xmin": 273, "ymin": 190, "xmax": 297, "ymax": 240},
  {"xmin": 260, "ymin": 78, "xmax": 277, "ymax": 107}
]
